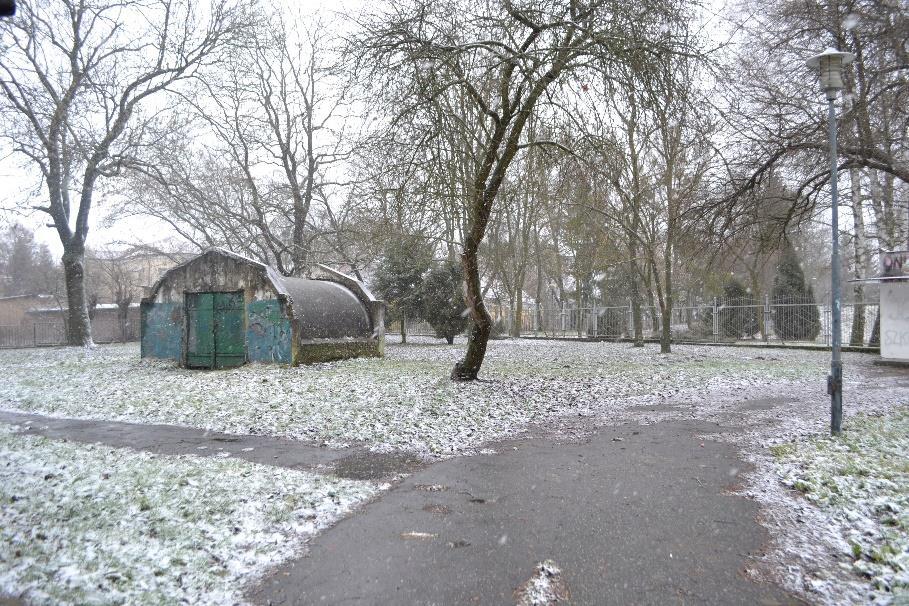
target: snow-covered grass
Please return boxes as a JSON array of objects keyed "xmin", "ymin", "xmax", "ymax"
[
  {"xmin": 0, "ymin": 339, "xmax": 905, "ymax": 605},
  {"xmin": 0, "ymin": 425, "xmax": 382, "ymax": 605},
  {"xmin": 0, "ymin": 340, "xmax": 830, "ymax": 455},
  {"xmin": 771, "ymin": 409, "xmax": 909, "ymax": 604}
]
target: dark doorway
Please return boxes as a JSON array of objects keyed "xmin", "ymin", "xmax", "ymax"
[{"xmin": 185, "ymin": 291, "xmax": 245, "ymax": 368}]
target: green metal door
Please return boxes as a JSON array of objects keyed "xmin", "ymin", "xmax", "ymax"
[
  {"xmin": 186, "ymin": 292, "xmax": 215, "ymax": 368},
  {"xmin": 213, "ymin": 291, "xmax": 245, "ymax": 368},
  {"xmin": 185, "ymin": 291, "xmax": 245, "ymax": 369}
]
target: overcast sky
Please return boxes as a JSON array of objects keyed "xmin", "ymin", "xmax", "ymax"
[{"xmin": 1, "ymin": 0, "xmax": 741, "ymax": 259}]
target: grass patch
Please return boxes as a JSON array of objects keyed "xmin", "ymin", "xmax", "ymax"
[{"xmin": 775, "ymin": 408, "xmax": 909, "ymax": 600}]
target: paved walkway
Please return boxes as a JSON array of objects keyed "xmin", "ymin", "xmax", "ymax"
[
  {"xmin": 0, "ymin": 410, "xmax": 425, "ymax": 480},
  {"xmin": 0, "ymin": 410, "xmax": 803, "ymax": 604},
  {"xmin": 249, "ymin": 419, "xmax": 802, "ymax": 605}
]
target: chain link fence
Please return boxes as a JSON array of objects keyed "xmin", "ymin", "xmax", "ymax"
[{"xmin": 393, "ymin": 298, "xmax": 880, "ymax": 348}]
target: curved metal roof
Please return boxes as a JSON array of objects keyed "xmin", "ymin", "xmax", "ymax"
[{"xmin": 278, "ymin": 276, "xmax": 372, "ymax": 339}]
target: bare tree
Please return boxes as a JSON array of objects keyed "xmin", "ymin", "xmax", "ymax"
[
  {"xmin": 123, "ymin": 9, "xmax": 355, "ymax": 276},
  {"xmin": 357, "ymin": 0, "xmax": 695, "ymax": 380},
  {"xmin": 0, "ymin": 0, "xmax": 247, "ymax": 345}
]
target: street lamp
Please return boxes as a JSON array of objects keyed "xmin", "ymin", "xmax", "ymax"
[{"xmin": 806, "ymin": 47, "xmax": 855, "ymax": 435}]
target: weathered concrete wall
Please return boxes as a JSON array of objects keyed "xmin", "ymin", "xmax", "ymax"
[
  {"xmin": 140, "ymin": 302, "xmax": 183, "ymax": 360},
  {"xmin": 295, "ymin": 340, "xmax": 382, "ymax": 365},
  {"xmin": 141, "ymin": 249, "xmax": 383, "ymax": 366},
  {"xmin": 141, "ymin": 298, "xmax": 292, "ymax": 364},
  {"xmin": 149, "ymin": 253, "xmax": 278, "ymax": 305}
]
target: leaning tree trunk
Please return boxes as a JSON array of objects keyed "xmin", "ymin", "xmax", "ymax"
[
  {"xmin": 452, "ymin": 241, "xmax": 492, "ymax": 381},
  {"xmin": 61, "ymin": 247, "xmax": 93, "ymax": 346}
]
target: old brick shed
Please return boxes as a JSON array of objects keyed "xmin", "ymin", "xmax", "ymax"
[{"xmin": 140, "ymin": 249, "xmax": 384, "ymax": 367}]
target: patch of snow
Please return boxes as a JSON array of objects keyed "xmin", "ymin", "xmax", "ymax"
[
  {"xmin": 515, "ymin": 560, "xmax": 570, "ymax": 606},
  {"xmin": 0, "ymin": 425, "xmax": 381, "ymax": 605},
  {"xmin": 0, "ymin": 340, "xmax": 906, "ymax": 604}
]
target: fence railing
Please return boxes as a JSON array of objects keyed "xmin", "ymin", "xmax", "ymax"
[
  {"xmin": 0, "ymin": 320, "xmax": 138, "ymax": 349},
  {"xmin": 392, "ymin": 299, "xmax": 880, "ymax": 348}
]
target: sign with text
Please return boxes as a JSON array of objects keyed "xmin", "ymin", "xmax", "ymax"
[
  {"xmin": 882, "ymin": 283, "xmax": 909, "ymax": 360},
  {"xmin": 882, "ymin": 250, "xmax": 909, "ymax": 278}
]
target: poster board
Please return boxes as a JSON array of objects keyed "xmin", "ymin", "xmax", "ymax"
[{"xmin": 881, "ymin": 282, "xmax": 909, "ymax": 360}]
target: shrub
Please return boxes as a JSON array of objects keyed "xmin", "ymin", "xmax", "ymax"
[
  {"xmin": 420, "ymin": 260, "xmax": 469, "ymax": 344},
  {"xmin": 720, "ymin": 279, "xmax": 759, "ymax": 339},
  {"xmin": 771, "ymin": 243, "xmax": 820, "ymax": 341}
]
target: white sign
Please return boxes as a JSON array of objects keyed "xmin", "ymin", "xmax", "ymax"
[{"xmin": 881, "ymin": 283, "xmax": 909, "ymax": 360}]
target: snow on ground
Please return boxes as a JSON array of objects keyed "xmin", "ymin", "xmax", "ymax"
[
  {"xmin": 0, "ymin": 339, "xmax": 840, "ymax": 455},
  {"xmin": 514, "ymin": 560, "xmax": 570, "ymax": 606},
  {"xmin": 764, "ymin": 410, "xmax": 908, "ymax": 605},
  {"xmin": 0, "ymin": 339, "xmax": 906, "ymax": 604},
  {"xmin": 0, "ymin": 425, "xmax": 382, "ymax": 605}
]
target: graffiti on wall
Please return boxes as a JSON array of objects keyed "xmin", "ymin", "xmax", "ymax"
[{"xmin": 246, "ymin": 299, "xmax": 291, "ymax": 363}]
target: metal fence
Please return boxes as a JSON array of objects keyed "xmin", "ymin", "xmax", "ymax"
[{"xmin": 393, "ymin": 298, "xmax": 880, "ymax": 348}]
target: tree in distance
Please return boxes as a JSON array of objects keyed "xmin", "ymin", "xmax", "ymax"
[
  {"xmin": 771, "ymin": 242, "xmax": 820, "ymax": 341},
  {"xmin": 372, "ymin": 237, "xmax": 432, "ymax": 344},
  {"xmin": 421, "ymin": 260, "xmax": 469, "ymax": 345}
]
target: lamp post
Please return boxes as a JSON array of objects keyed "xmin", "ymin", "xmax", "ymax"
[{"xmin": 806, "ymin": 47, "xmax": 855, "ymax": 435}]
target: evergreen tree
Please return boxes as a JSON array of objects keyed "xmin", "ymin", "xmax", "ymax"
[
  {"xmin": 371, "ymin": 237, "xmax": 432, "ymax": 343},
  {"xmin": 720, "ymin": 278, "xmax": 759, "ymax": 339},
  {"xmin": 0, "ymin": 224, "xmax": 58, "ymax": 297},
  {"xmin": 771, "ymin": 242, "xmax": 820, "ymax": 341},
  {"xmin": 420, "ymin": 260, "xmax": 469, "ymax": 344}
]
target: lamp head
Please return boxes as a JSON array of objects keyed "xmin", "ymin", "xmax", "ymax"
[{"xmin": 806, "ymin": 48, "xmax": 855, "ymax": 100}]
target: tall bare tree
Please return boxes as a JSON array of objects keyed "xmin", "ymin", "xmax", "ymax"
[
  {"xmin": 123, "ymin": 10, "xmax": 353, "ymax": 276},
  {"xmin": 0, "ymin": 0, "xmax": 247, "ymax": 345}
]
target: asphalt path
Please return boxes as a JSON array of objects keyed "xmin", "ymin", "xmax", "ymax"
[{"xmin": 249, "ymin": 420, "xmax": 804, "ymax": 606}]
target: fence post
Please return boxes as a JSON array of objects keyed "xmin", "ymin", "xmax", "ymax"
[
  {"xmin": 591, "ymin": 304, "xmax": 598, "ymax": 338},
  {"xmin": 824, "ymin": 307, "xmax": 831, "ymax": 346},
  {"xmin": 712, "ymin": 297, "xmax": 719, "ymax": 343},
  {"xmin": 764, "ymin": 294, "xmax": 771, "ymax": 342},
  {"xmin": 532, "ymin": 303, "xmax": 538, "ymax": 337},
  {"xmin": 33, "ymin": 323, "xmax": 37, "ymax": 346},
  {"xmin": 560, "ymin": 302, "xmax": 566, "ymax": 336}
]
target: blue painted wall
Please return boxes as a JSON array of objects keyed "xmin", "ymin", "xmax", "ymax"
[
  {"xmin": 141, "ymin": 298, "xmax": 291, "ymax": 364},
  {"xmin": 140, "ymin": 302, "xmax": 183, "ymax": 360},
  {"xmin": 246, "ymin": 299, "xmax": 292, "ymax": 363}
]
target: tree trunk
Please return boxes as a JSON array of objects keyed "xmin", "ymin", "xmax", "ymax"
[
  {"xmin": 627, "ymin": 241, "xmax": 644, "ymax": 347},
  {"xmin": 869, "ymin": 307, "xmax": 880, "ymax": 347},
  {"xmin": 661, "ymin": 255, "xmax": 673, "ymax": 354},
  {"xmin": 512, "ymin": 285, "xmax": 524, "ymax": 338},
  {"xmin": 62, "ymin": 248, "xmax": 93, "ymax": 346},
  {"xmin": 452, "ymin": 246, "xmax": 492, "ymax": 380},
  {"xmin": 400, "ymin": 313, "xmax": 407, "ymax": 344},
  {"xmin": 849, "ymin": 168, "xmax": 867, "ymax": 346}
]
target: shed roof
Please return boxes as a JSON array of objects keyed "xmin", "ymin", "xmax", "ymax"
[{"xmin": 146, "ymin": 248, "xmax": 380, "ymax": 340}]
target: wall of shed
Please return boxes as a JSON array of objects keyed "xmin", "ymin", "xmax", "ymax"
[
  {"xmin": 294, "ymin": 340, "xmax": 382, "ymax": 364},
  {"xmin": 141, "ymin": 250, "xmax": 382, "ymax": 366},
  {"xmin": 140, "ymin": 301, "xmax": 183, "ymax": 360},
  {"xmin": 247, "ymin": 300, "xmax": 292, "ymax": 363}
]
